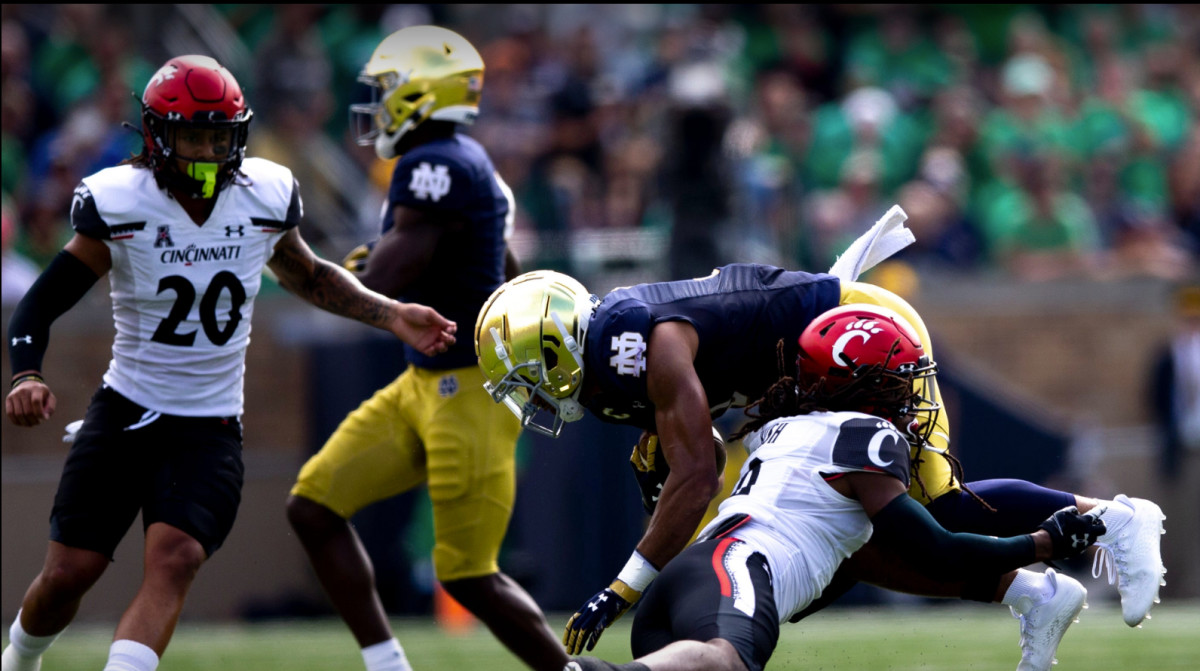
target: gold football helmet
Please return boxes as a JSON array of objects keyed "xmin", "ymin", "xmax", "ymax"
[
  {"xmin": 475, "ymin": 271, "xmax": 598, "ymax": 437},
  {"xmin": 352, "ymin": 25, "xmax": 484, "ymax": 159}
]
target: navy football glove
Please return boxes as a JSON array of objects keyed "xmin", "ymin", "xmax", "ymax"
[
  {"xmin": 1038, "ymin": 505, "xmax": 1107, "ymax": 560},
  {"xmin": 563, "ymin": 580, "xmax": 640, "ymax": 655}
]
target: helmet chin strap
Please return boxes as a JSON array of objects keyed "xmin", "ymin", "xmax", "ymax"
[{"xmin": 186, "ymin": 161, "xmax": 220, "ymax": 198}]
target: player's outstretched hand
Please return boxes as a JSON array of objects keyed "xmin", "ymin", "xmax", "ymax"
[
  {"xmin": 563, "ymin": 582, "xmax": 639, "ymax": 655},
  {"xmin": 1038, "ymin": 505, "xmax": 1107, "ymax": 560},
  {"xmin": 389, "ymin": 302, "xmax": 457, "ymax": 356},
  {"xmin": 6, "ymin": 376, "xmax": 57, "ymax": 427}
]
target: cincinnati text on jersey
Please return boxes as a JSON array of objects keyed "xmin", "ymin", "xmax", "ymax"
[{"xmin": 160, "ymin": 244, "xmax": 243, "ymax": 264}]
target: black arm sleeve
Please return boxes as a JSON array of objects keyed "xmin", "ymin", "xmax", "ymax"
[
  {"xmin": 8, "ymin": 250, "xmax": 101, "ymax": 376},
  {"xmin": 869, "ymin": 493, "xmax": 1036, "ymax": 581}
]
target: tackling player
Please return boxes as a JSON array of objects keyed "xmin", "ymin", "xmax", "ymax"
[
  {"xmin": 474, "ymin": 263, "xmax": 1166, "ymax": 667},
  {"xmin": 2, "ymin": 55, "xmax": 455, "ymax": 671},
  {"xmin": 567, "ymin": 303, "xmax": 1107, "ymax": 671},
  {"xmin": 284, "ymin": 26, "xmax": 568, "ymax": 671}
]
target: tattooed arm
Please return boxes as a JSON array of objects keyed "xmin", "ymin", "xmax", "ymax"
[{"xmin": 267, "ymin": 229, "xmax": 456, "ymax": 355}]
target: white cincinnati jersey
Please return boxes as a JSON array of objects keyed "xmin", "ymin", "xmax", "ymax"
[
  {"xmin": 71, "ymin": 158, "xmax": 302, "ymax": 417},
  {"xmin": 698, "ymin": 411, "xmax": 911, "ymax": 623}
]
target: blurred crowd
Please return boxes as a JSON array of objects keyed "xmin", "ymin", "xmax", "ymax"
[{"xmin": 3, "ymin": 4, "xmax": 1199, "ymax": 305}]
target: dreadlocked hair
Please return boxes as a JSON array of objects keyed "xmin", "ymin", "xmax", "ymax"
[
  {"xmin": 906, "ymin": 438, "xmax": 996, "ymax": 512},
  {"xmin": 120, "ymin": 147, "xmax": 152, "ymax": 169},
  {"xmin": 733, "ymin": 337, "xmax": 999, "ymax": 514},
  {"xmin": 891, "ymin": 374, "xmax": 997, "ymax": 512},
  {"xmin": 731, "ymin": 339, "xmax": 827, "ymax": 442}
]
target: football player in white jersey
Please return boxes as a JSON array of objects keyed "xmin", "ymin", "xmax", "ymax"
[
  {"xmin": 478, "ymin": 267, "xmax": 1166, "ymax": 664},
  {"xmin": 567, "ymin": 305, "xmax": 1106, "ymax": 671},
  {"xmin": 2, "ymin": 55, "xmax": 455, "ymax": 671}
]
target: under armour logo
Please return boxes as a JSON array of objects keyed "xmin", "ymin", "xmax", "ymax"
[
  {"xmin": 409, "ymin": 162, "xmax": 451, "ymax": 202},
  {"xmin": 1071, "ymin": 533, "xmax": 1089, "ymax": 549},
  {"xmin": 609, "ymin": 332, "xmax": 646, "ymax": 377},
  {"xmin": 225, "ymin": 225, "xmax": 245, "ymax": 237},
  {"xmin": 587, "ymin": 593, "xmax": 609, "ymax": 611},
  {"xmin": 11, "ymin": 335, "xmax": 32, "ymax": 346},
  {"xmin": 154, "ymin": 225, "xmax": 174, "ymax": 248}
]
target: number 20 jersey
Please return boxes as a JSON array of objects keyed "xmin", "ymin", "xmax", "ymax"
[
  {"xmin": 697, "ymin": 411, "xmax": 911, "ymax": 622},
  {"xmin": 71, "ymin": 158, "xmax": 301, "ymax": 417}
]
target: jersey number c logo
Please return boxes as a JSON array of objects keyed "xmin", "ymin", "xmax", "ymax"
[{"xmin": 867, "ymin": 430, "xmax": 900, "ymax": 468}]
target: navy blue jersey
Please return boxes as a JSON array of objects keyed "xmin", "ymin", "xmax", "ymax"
[
  {"xmin": 384, "ymin": 133, "xmax": 512, "ymax": 369},
  {"xmin": 581, "ymin": 264, "xmax": 842, "ymax": 430}
]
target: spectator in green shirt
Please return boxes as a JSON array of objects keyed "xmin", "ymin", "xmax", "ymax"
[{"xmin": 981, "ymin": 152, "xmax": 1102, "ymax": 281}]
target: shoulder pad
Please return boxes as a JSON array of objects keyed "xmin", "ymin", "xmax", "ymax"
[
  {"xmin": 831, "ymin": 415, "xmax": 911, "ymax": 486},
  {"xmin": 70, "ymin": 182, "xmax": 109, "ymax": 239},
  {"xmin": 239, "ymin": 158, "xmax": 302, "ymax": 231},
  {"xmin": 77, "ymin": 166, "xmax": 156, "ymax": 239}
]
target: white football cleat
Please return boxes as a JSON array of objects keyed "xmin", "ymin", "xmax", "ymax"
[
  {"xmin": 1013, "ymin": 569, "xmax": 1087, "ymax": 671},
  {"xmin": 1092, "ymin": 494, "xmax": 1167, "ymax": 627}
]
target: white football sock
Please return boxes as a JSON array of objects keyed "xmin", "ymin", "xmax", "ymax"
[
  {"xmin": 362, "ymin": 638, "xmax": 412, "ymax": 671},
  {"xmin": 1, "ymin": 646, "xmax": 41, "ymax": 671},
  {"xmin": 102, "ymin": 640, "xmax": 159, "ymax": 671},
  {"xmin": 2, "ymin": 609, "xmax": 61, "ymax": 671},
  {"xmin": 1001, "ymin": 569, "xmax": 1055, "ymax": 615}
]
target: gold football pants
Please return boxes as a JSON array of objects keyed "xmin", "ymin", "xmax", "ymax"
[{"xmin": 291, "ymin": 364, "xmax": 523, "ymax": 581}]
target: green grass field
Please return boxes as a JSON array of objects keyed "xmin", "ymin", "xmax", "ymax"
[{"xmin": 5, "ymin": 601, "xmax": 1198, "ymax": 670}]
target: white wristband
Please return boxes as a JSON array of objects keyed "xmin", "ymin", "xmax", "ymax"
[{"xmin": 616, "ymin": 550, "xmax": 660, "ymax": 593}]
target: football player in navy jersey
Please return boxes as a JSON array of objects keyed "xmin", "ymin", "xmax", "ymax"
[
  {"xmin": 284, "ymin": 26, "xmax": 567, "ymax": 671},
  {"xmin": 2, "ymin": 55, "xmax": 455, "ymax": 671},
  {"xmin": 566, "ymin": 304, "xmax": 1106, "ymax": 671},
  {"xmin": 475, "ymin": 265, "xmax": 1166, "ymax": 665}
]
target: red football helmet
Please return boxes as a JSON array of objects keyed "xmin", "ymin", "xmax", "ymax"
[
  {"xmin": 797, "ymin": 303, "xmax": 939, "ymax": 436},
  {"xmin": 141, "ymin": 55, "xmax": 253, "ymax": 198}
]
